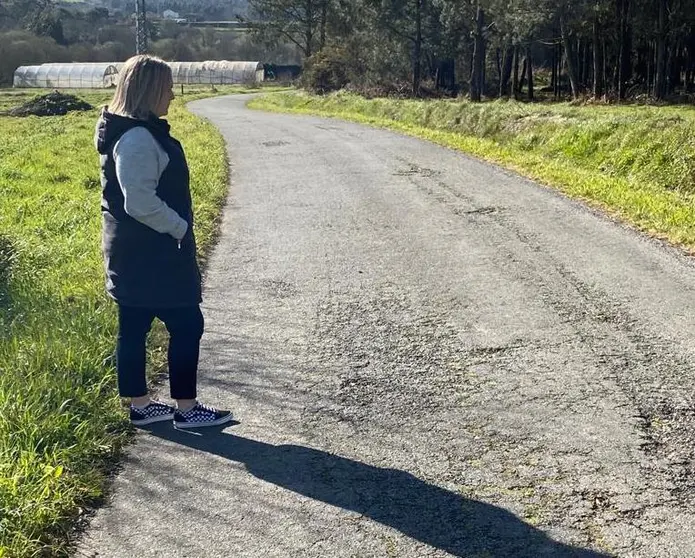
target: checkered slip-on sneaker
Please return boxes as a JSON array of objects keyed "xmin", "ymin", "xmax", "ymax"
[
  {"xmin": 130, "ymin": 400, "xmax": 176, "ymax": 426},
  {"xmin": 173, "ymin": 403, "xmax": 234, "ymax": 429}
]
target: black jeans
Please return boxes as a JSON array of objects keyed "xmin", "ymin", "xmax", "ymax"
[{"xmin": 116, "ymin": 304, "xmax": 204, "ymax": 400}]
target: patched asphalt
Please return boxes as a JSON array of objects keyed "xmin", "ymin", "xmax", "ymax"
[{"xmin": 77, "ymin": 95, "xmax": 695, "ymax": 557}]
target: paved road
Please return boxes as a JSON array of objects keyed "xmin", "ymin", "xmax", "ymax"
[{"xmin": 78, "ymin": 95, "xmax": 695, "ymax": 557}]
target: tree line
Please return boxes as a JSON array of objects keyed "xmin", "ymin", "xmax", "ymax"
[
  {"xmin": 0, "ymin": 0, "xmax": 295, "ymax": 86},
  {"xmin": 246, "ymin": 0, "xmax": 695, "ymax": 101}
]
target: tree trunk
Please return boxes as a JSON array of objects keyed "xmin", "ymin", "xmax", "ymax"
[
  {"xmin": 670, "ymin": 43, "xmax": 683, "ymax": 92},
  {"xmin": 412, "ymin": 0, "xmax": 422, "ymax": 96},
  {"xmin": 519, "ymin": 55, "xmax": 527, "ymax": 93},
  {"xmin": 500, "ymin": 44, "xmax": 513, "ymax": 97},
  {"xmin": 665, "ymin": 43, "xmax": 674, "ymax": 94},
  {"xmin": 687, "ymin": 34, "xmax": 695, "ymax": 92},
  {"xmin": 582, "ymin": 40, "xmax": 590, "ymax": 89},
  {"xmin": 603, "ymin": 37, "xmax": 608, "ymax": 95},
  {"xmin": 561, "ymin": 14, "xmax": 579, "ymax": 99},
  {"xmin": 305, "ymin": 0, "xmax": 314, "ymax": 57},
  {"xmin": 686, "ymin": 36, "xmax": 695, "ymax": 92},
  {"xmin": 512, "ymin": 44, "xmax": 520, "ymax": 100},
  {"xmin": 617, "ymin": 0, "xmax": 632, "ymax": 99},
  {"xmin": 556, "ymin": 42, "xmax": 563, "ymax": 99},
  {"xmin": 526, "ymin": 46, "xmax": 534, "ymax": 100},
  {"xmin": 647, "ymin": 42, "xmax": 653, "ymax": 94},
  {"xmin": 319, "ymin": 0, "xmax": 327, "ymax": 51},
  {"xmin": 551, "ymin": 41, "xmax": 557, "ymax": 95},
  {"xmin": 593, "ymin": 14, "xmax": 603, "ymax": 97},
  {"xmin": 482, "ymin": 47, "xmax": 486, "ymax": 92},
  {"xmin": 655, "ymin": 0, "xmax": 667, "ymax": 99},
  {"xmin": 470, "ymin": 4, "xmax": 485, "ymax": 102},
  {"xmin": 482, "ymin": 48, "xmax": 486, "ymax": 93}
]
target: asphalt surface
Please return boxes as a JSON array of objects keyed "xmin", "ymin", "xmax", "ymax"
[{"xmin": 78, "ymin": 95, "xmax": 695, "ymax": 557}]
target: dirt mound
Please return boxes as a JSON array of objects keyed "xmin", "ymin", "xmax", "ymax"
[{"xmin": 8, "ymin": 92, "xmax": 93, "ymax": 117}]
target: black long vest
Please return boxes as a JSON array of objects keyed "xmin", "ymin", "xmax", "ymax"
[{"xmin": 96, "ymin": 111, "xmax": 202, "ymax": 308}]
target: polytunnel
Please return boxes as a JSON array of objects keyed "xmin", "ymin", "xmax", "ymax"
[
  {"xmin": 13, "ymin": 63, "xmax": 121, "ymax": 88},
  {"xmin": 167, "ymin": 61, "xmax": 264, "ymax": 85}
]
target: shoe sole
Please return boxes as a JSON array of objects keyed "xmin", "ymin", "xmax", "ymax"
[
  {"xmin": 131, "ymin": 413, "xmax": 175, "ymax": 426},
  {"xmin": 173, "ymin": 414, "xmax": 234, "ymax": 429}
]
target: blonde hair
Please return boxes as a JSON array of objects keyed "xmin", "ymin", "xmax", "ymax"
[{"xmin": 109, "ymin": 55, "xmax": 172, "ymax": 119}]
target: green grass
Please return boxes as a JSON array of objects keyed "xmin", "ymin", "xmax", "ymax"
[
  {"xmin": 0, "ymin": 85, "xmax": 240, "ymax": 557},
  {"xmin": 250, "ymin": 91, "xmax": 695, "ymax": 251}
]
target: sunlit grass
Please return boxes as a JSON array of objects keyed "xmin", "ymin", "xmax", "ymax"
[{"xmin": 251, "ymin": 91, "xmax": 695, "ymax": 251}]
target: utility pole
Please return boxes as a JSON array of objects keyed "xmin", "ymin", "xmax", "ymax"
[{"xmin": 136, "ymin": 0, "xmax": 148, "ymax": 54}]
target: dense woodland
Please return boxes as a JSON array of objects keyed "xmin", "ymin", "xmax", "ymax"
[{"xmin": 248, "ymin": 0, "xmax": 695, "ymax": 101}]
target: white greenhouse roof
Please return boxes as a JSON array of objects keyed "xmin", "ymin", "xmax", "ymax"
[
  {"xmin": 13, "ymin": 63, "xmax": 120, "ymax": 88},
  {"xmin": 13, "ymin": 60, "xmax": 264, "ymax": 88},
  {"xmin": 167, "ymin": 61, "xmax": 263, "ymax": 84}
]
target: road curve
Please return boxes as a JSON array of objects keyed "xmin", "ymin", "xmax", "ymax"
[{"xmin": 78, "ymin": 94, "xmax": 695, "ymax": 557}]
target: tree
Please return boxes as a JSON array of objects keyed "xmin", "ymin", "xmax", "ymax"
[
  {"xmin": 559, "ymin": 5, "xmax": 579, "ymax": 98},
  {"xmin": 469, "ymin": 2, "xmax": 485, "ymax": 101},
  {"xmin": 362, "ymin": 0, "xmax": 434, "ymax": 95},
  {"xmin": 592, "ymin": 1, "xmax": 604, "ymax": 97},
  {"xmin": 25, "ymin": 0, "xmax": 65, "ymax": 44},
  {"xmin": 616, "ymin": 0, "xmax": 633, "ymax": 99},
  {"xmin": 245, "ymin": 0, "xmax": 331, "ymax": 58},
  {"xmin": 654, "ymin": 0, "xmax": 668, "ymax": 99}
]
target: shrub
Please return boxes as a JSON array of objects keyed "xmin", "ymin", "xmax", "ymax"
[{"xmin": 302, "ymin": 46, "xmax": 352, "ymax": 94}]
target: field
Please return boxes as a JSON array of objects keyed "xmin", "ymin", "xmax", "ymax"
[
  {"xmin": 251, "ymin": 92, "xmax": 695, "ymax": 252},
  {"xmin": 0, "ymin": 85, "xmax": 249, "ymax": 557}
]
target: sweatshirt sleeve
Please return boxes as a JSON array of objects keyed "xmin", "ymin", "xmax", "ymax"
[{"xmin": 113, "ymin": 127, "xmax": 188, "ymax": 240}]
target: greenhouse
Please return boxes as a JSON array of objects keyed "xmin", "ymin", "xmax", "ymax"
[
  {"xmin": 168, "ymin": 61, "xmax": 264, "ymax": 84},
  {"xmin": 13, "ymin": 63, "xmax": 121, "ymax": 88},
  {"xmin": 13, "ymin": 60, "xmax": 264, "ymax": 88}
]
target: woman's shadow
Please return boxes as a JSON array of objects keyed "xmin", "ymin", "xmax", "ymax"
[{"xmin": 147, "ymin": 424, "xmax": 612, "ymax": 558}]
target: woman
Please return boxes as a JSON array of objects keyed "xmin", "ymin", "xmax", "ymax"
[{"xmin": 95, "ymin": 55, "xmax": 232, "ymax": 428}]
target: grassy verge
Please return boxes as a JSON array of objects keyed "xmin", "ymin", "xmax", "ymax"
[
  {"xmin": 0, "ymin": 85, "xmax": 239, "ymax": 557},
  {"xmin": 250, "ymin": 91, "xmax": 695, "ymax": 251}
]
